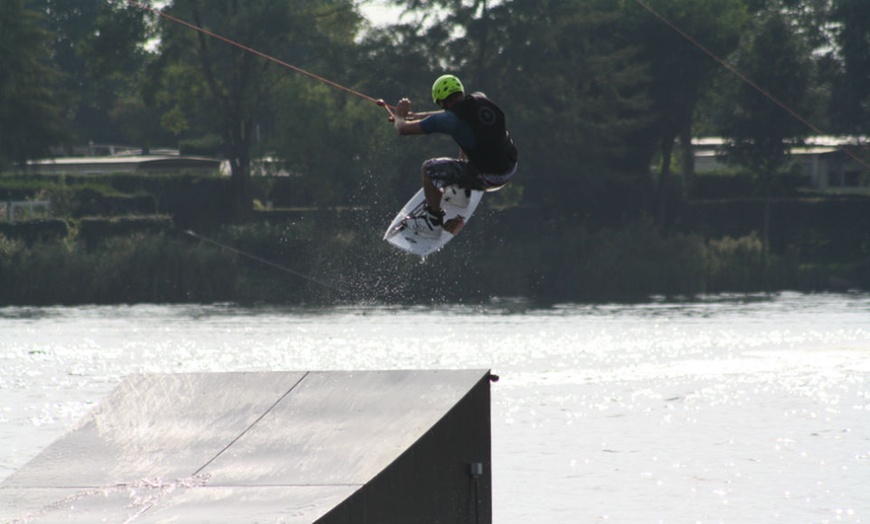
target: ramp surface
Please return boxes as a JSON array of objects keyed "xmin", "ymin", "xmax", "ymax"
[{"xmin": 0, "ymin": 370, "xmax": 492, "ymax": 523}]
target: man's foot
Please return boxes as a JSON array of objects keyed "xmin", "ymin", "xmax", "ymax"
[
  {"xmin": 443, "ymin": 215, "xmax": 466, "ymax": 235},
  {"xmin": 408, "ymin": 205, "xmax": 444, "ymax": 239}
]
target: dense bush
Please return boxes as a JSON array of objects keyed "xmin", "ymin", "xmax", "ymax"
[
  {"xmin": 1, "ymin": 173, "xmax": 227, "ymax": 230},
  {"xmin": 691, "ymin": 170, "xmax": 808, "ymax": 199},
  {"xmin": 1, "ymin": 169, "xmax": 867, "ymax": 304},
  {"xmin": 77, "ymin": 215, "xmax": 172, "ymax": 249},
  {"xmin": 0, "ymin": 218, "xmax": 69, "ymax": 244},
  {"xmin": 0, "ymin": 216, "xmax": 850, "ymax": 306},
  {"xmin": 681, "ymin": 196, "xmax": 870, "ymax": 262},
  {"xmin": 0, "ymin": 232, "xmax": 240, "ymax": 305}
]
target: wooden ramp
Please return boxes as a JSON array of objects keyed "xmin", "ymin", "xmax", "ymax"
[{"xmin": 0, "ymin": 370, "xmax": 493, "ymax": 523}]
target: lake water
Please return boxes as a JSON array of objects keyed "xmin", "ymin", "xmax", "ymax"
[{"xmin": 1, "ymin": 293, "xmax": 869, "ymax": 523}]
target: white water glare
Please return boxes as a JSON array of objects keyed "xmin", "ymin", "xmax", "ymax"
[{"xmin": 1, "ymin": 292, "xmax": 869, "ymax": 522}]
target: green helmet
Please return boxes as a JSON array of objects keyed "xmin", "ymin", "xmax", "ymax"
[{"xmin": 431, "ymin": 74, "xmax": 464, "ymax": 104}]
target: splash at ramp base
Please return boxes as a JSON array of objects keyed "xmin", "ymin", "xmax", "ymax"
[{"xmin": 0, "ymin": 370, "xmax": 493, "ymax": 523}]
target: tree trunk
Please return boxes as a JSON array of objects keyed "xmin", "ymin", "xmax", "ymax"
[
  {"xmin": 679, "ymin": 126, "xmax": 695, "ymax": 200},
  {"xmin": 762, "ymin": 198, "xmax": 771, "ymax": 253},
  {"xmin": 225, "ymin": 115, "xmax": 254, "ymax": 223},
  {"xmin": 761, "ymin": 169, "xmax": 772, "ymax": 255},
  {"xmin": 654, "ymin": 137, "xmax": 675, "ymax": 235}
]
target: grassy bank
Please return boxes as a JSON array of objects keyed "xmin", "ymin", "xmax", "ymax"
[{"xmin": 1, "ymin": 216, "xmax": 863, "ymax": 306}]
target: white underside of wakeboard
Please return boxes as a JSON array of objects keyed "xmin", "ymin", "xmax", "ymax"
[{"xmin": 384, "ymin": 185, "xmax": 484, "ymax": 257}]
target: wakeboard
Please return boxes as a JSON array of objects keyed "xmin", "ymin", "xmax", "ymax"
[{"xmin": 384, "ymin": 185, "xmax": 484, "ymax": 257}]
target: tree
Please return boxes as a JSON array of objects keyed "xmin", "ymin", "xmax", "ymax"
[
  {"xmin": 829, "ymin": 0, "xmax": 870, "ymax": 135},
  {"xmin": 267, "ymin": 78, "xmax": 398, "ymax": 208},
  {"xmin": 34, "ymin": 0, "xmax": 150, "ymax": 147},
  {"xmin": 0, "ymin": 0, "xmax": 66, "ymax": 168},
  {"xmin": 630, "ymin": 0, "xmax": 747, "ymax": 232},
  {"xmin": 716, "ymin": 8, "xmax": 815, "ymax": 249},
  {"xmin": 152, "ymin": 0, "xmax": 361, "ymax": 222}
]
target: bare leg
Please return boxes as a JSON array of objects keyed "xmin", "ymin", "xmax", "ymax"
[{"xmin": 422, "ymin": 165, "xmax": 443, "ymax": 211}]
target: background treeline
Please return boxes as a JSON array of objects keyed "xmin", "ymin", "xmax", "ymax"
[
  {"xmin": 1, "ymin": 173, "xmax": 866, "ymax": 305},
  {"xmin": 1, "ymin": 0, "xmax": 870, "ymax": 304}
]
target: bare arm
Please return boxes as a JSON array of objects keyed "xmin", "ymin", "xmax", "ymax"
[
  {"xmin": 405, "ymin": 110, "xmax": 441, "ymax": 121},
  {"xmin": 394, "ymin": 98, "xmax": 440, "ymax": 135}
]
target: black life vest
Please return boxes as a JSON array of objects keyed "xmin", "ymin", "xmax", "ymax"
[{"xmin": 449, "ymin": 93, "xmax": 518, "ymax": 173}]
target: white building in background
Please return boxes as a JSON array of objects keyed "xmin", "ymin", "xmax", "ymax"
[
  {"xmin": 27, "ymin": 154, "xmax": 221, "ymax": 176},
  {"xmin": 27, "ymin": 145, "xmax": 292, "ymax": 177},
  {"xmin": 692, "ymin": 136, "xmax": 870, "ymax": 190}
]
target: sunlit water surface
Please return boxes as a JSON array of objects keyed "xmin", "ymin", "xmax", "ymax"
[{"xmin": 1, "ymin": 293, "xmax": 869, "ymax": 523}]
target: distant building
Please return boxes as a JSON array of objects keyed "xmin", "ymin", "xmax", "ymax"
[
  {"xmin": 692, "ymin": 136, "xmax": 870, "ymax": 190},
  {"xmin": 27, "ymin": 155, "xmax": 221, "ymax": 176},
  {"xmin": 27, "ymin": 146, "xmax": 221, "ymax": 176},
  {"xmin": 27, "ymin": 145, "xmax": 293, "ymax": 178}
]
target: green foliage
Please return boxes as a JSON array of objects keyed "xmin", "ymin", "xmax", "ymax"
[
  {"xmin": 179, "ymin": 134, "xmax": 223, "ymax": 157},
  {"xmin": 268, "ymin": 80, "xmax": 398, "ymax": 207},
  {"xmin": 0, "ymin": 177, "xmax": 56, "ymax": 200},
  {"xmin": 692, "ymin": 170, "xmax": 806, "ymax": 199},
  {"xmin": 361, "ymin": 0, "xmax": 660, "ymax": 211},
  {"xmin": 4, "ymin": 0, "xmax": 870, "ymax": 305},
  {"xmin": 635, "ymin": 0, "xmax": 748, "ymax": 133},
  {"xmin": 477, "ymin": 219, "xmax": 709, "ymax": 301},
  {"xmin": 0, "ymin": 232, "xmax": 240, "ymax": 305},
  {"xmin": 579, "ymin": 223, "xmax": 707, "ymax": 298},
  {"xmin": 0, "ymin": 219, "xmax": 69, "ymax": 245},
  {"xmin": 91, "ymin": 233, "xmax": 240, "ymax": 303},
  {"xmin": 0, "ymin": 207, "xmax": 863, "ymax": 305},
  {"xmin": 0, "ymin": 0, "xmax": 66, "ymax": 167},
  {"xmin": 828, "ymin": 0, "xmax": 870, "ymax": 134},
  {"xmin": 0, "ymin": 234, "xmax": 18, "ymax": 265},
  {"xmin": 33, "ymin": 0, "xmax": 151, "ymax": 145},
  {"xmin": 77, "ymin": 215, "xmax": 172, "ymax": 249},
  {"xmin": 715, "ymin": 9, "xmax": 815, "ymax": 179},
  {"xmin": 149, "ymin": 0, "xmax": 363, "ymax": 221},
  {"xmin": 495, "ymin": 0, "xmax": 657, "ymax": 203},
  {"xmin": 6, "ymin": 0, "xmax": 864, "ymax": 216},
  {"xmin": 631, "ymin": 0, "xmax": 748, "ymax": 227},
  {"xmin": 0, "ymin": 175, "xmax": 156, "ymax": 218},
  {"xmin": 704, "ymin": 233, "xmax": 768, "ymax": 290}
]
